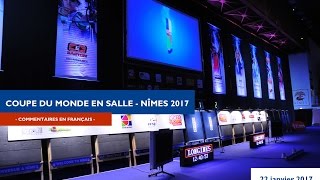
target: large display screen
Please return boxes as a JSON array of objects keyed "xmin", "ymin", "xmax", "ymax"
[
  {"xmin": 184, "ymin": 111, "xmax": 205, "ymax": 142},
  {"xmin": 250, "ymin": 44, "xmax": 262, "ymax": 98},
  {"xmin": 209, "ymin": 23, "xmax": 226, "ymax": 94},
  {"xmin": 127, "ymin": 0, "xmax": 202, "ymax": 71},
  {"xmin": 277, "ymin": 57, "xmax": 286, "ymax": 100},
  {"xmin": 0, "ymin": 0, "xmax": 3, "ymax": 70},
  {"xmin": 55, "ymin": 0, "xmax": 97, "ymax": 81},
  {"xmin": 233, "ymin": 35, "xmax": 247, "ymax": 97},
  {"xmin": 265, "ymin": 51, "xmax": 275, "ymax": 99}
]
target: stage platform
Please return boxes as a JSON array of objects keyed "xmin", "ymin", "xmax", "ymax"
[{"xmin": 71, "ymin": 127, "xmax": 320, "ymax": 180}]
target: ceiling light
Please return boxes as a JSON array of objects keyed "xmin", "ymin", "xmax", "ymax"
[{"xmin": 301, "ymin": 37, "xmax": 304, "ymax": 40}]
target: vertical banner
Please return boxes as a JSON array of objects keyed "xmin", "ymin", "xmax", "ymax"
[
  {"xmin": 277, "ymin": 57, "xmax": 286, "ymax": 100},
  {"xmin": 0, "ymin": 0, "xmax": 4, "ymax": 70},
  {"xmin": 209, "ymin": 23, "xmax": 226, "ymax": 94},
  {"xmin": 265, "ymin": 51, "xmax": 275, "ymax": 100},
  {"xmin": 233, "ymin": 35, "xmax": 247, "ymax": 97},
  {"xmin": 250, "ymin": 44, "xmax": 262, "ymax": 98},
  {"xmin": 55, "ymin": 0, "xmax": 97, "ymax": 81}
]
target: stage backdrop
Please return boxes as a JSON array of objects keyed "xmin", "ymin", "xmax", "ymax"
[
  {"xmin": 209, "ymin": 23, "xmax": 226, "ymax": 94},
  {"xmin": 0, "ymin": 0, "xmax": 4, "ymax": 70},
  {"xmin": 265, "ymin": 51, "xmax": 275, "ymax": 100},
  {"xmin": 55, "ymin": 0, "xmax": 97, "ymax": 80}
]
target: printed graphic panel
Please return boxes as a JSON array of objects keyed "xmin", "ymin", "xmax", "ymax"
[
  {"xmin": 209, "ymin": 24, "xmax": 226, "ymax": 94},
  {"xmin": 55, "ymin": 0, "xmax": 97, "ymax": 80},
  {"xmin": 233, "ymin": 36, "xmax": 247, "ymax": 97}
]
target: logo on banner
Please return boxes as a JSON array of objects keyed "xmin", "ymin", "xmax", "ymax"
[
  {"xmin": 21, "ymin": 127, "xmax": 43, "ymax": 135},
  {"xmin": 185, "ymin": 144, "xmax": 213, "ymax": 158},
  {"xmin": 169, "ymin": 115, "xmax": 183, "ymax": 126},
  {"xmin": 191, "ymin": 117, "xmax": 197, "ymax": 132},
  {"xmin": 208, "ymin": 116, "xmax": 214, "ymax": 131},
  {"xmin": 218, "ymin": 114, "xmax": 227, "ymax": 122},
  {"xmin": 121, "ymin": 115, "xmax": 132, "ymax": 128},
  {"xmin": 50, "ymin": 127, "xmax": 71, "ymax": 132},
  {"xmin": 295, "ymin": 91, "xmax": 306, "ymax": 101},
  {"xmin": 67, "ymin": 43, "xmax": 88, "ymax": 58},
  {"xmin": 148, "ymin": 117, "xmax": 157, "ymax": 127}
]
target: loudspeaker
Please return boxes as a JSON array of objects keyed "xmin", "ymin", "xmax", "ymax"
[{"xmin": 149, "ymin": 129, "xmax": 173, "ymax": 170}]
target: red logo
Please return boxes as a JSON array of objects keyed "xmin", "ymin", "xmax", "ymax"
[
  {"xmin": 67, "ymin": 43, "xmax": 88, "ymax": 57},
  {"xmin": 169, "ymin": 115, "xmax": 182, "ymax": 126},
  {"xmin": 249, "ymin": 114, "xmax": 254, "ymax": 118}
]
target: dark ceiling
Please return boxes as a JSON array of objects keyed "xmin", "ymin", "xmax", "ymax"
[
  {"xmin": 288, "ymin": 0, "xmax": 320, "ymax": 47},
  {"xmin": 191, "ymin": 0, "xmax": 319, "ymax": 53}
]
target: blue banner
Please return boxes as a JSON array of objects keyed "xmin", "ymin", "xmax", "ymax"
[
  {"xmin": 0, "ymin": 90, "xmax": 194, "ymax": 114},
  {"xmin": 0, "ymin": 163, "xmax": 41, "ymax": 176},
  {"xmin": 51, "ymin": 157, "xmax": 91, "ymax": 168}
]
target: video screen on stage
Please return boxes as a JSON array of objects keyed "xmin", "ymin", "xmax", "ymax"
[
  {"xmin": 277, "ymin": 57, "xmax": 286, "ymax": 100},
  {"xmin": 209, "ymin": 23, "xmax": 226, "ymax": 94},
  {"xmin": 250, "ymin": 44, "xmax": 262, "ymax": 98},
  {"xmin": 127, "ymin": 0, "xmax": 202, "ymax": 71},
  {"xmin": 55, "ymin": 0, "xmax": 97, "ymax": 81},
  {"xmin": 265, "ymin": 51, "xmax": 275, "ymax": 100},
  {"xmin": 201, "ymin": 111, "xmax": 219, "ymax": 139},
  {"xmin": 233, "ymin": 35, "xmax": 247, "ymax": 97},
  {"xmin": 0, "ymin": 0, "xmax": 4, "ymax": 70},
  {"xmin": 184, "ymin": 111, "xmax": 205, "ymax": 142}
]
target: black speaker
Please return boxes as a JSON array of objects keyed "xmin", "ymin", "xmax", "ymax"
[{"xmin": 149, "ymin": 129, "xmax": 173, "ymax": 170}]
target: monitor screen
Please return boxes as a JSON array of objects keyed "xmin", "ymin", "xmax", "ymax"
[
  {"xmin": 233, "ymin": 35, "xmax": 247, "ymax": 97},
  {"xmin": 55, "ymin": 0, "xmax": 97, "ymax": 81},
  {"xmin": 0, "ymin": 0, "xmax": 4, "ymax": 70},
  {"xmin": 127, "ymin": 0, "xmax": 202, "ymax": 71},
  {"xmin": 184, "ymin": 111, "xmax": 205, "ymax": 142},
  {"xmin": 265, "ymin": 51, "xmax": 275, "ymax": 100}
]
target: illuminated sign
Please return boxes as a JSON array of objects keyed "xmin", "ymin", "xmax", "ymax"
[
  {"xmin": 249, "ymin": 133, "xmax": 265, "ymax": 148},
  {"xmin": 180, "ymin": 143, "xmax": 213, "ymax": 167},
  {"xmin": 55, "ymin": 0, "xmax": 97, "ymax": 80},
  {"xmin": 233, "ymin": 35, "xmax": 247, "ymax": 97}
]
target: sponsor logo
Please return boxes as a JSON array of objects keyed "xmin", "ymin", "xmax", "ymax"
[
  {"xmin": 186, "ymin": 78, "xmax": 195, "ymax": 86},
  {"xmin": 218, "ymin": 114, "xmax": 227, "ymax": 122},
  {"xmin": 192, "ymin": 117, "xmax": 197, "ymax": 132},
  {"xmin": 253, "ymin": 134, "xmax": 265, "ymax": 142},
  {"xmin": 169, "ymin": 115, "xmax": 183, "ymax": 126},
  {"xmin": 147, "ymin": 85, "xmax": 152, "ymax": 90},
  {"xmin": 67, "ymin": 43, "xmax": 88, "ymax": 58},
  {"xmin": 185, "ymin": 144, "xmax": 213, "ymax": 158},
  {"xmin": 294, "ymin": 91, "xmax": 305, "ymax": 101},
  {"xmin": 121, "ymin": 114, "xmax": 132, "ymax": 128},
  {"xmin": 197, "ymin": 79, "xmax": 203, "ymax": 89},
  {"xmin": 208, "ymin": 116, "xmax": 213, "ymax": 131},
  {"xmin": 128, "ymin": 69, "xmax": 135, "ymax": 79},
  {"xmin": 22, "ymin": 127, "xmax": 43, "ymax": 135},
  {"xmin": 139, "ymin": 72, "xmax": 150, "ymax": 80},
  {"xmin": 166, "ymin": 76, "xmax": 174, "ymax": 84},
  {"xmin": 148, "ymin": 117, "xmax": 157, "ymax": 127},
  {"xmin": 50, "ymin": 127, "xmax": 71, "ymax": 132},
  {"xmin": 155, "ymin": 74, "xmax": 162, "ymax": 83}
]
